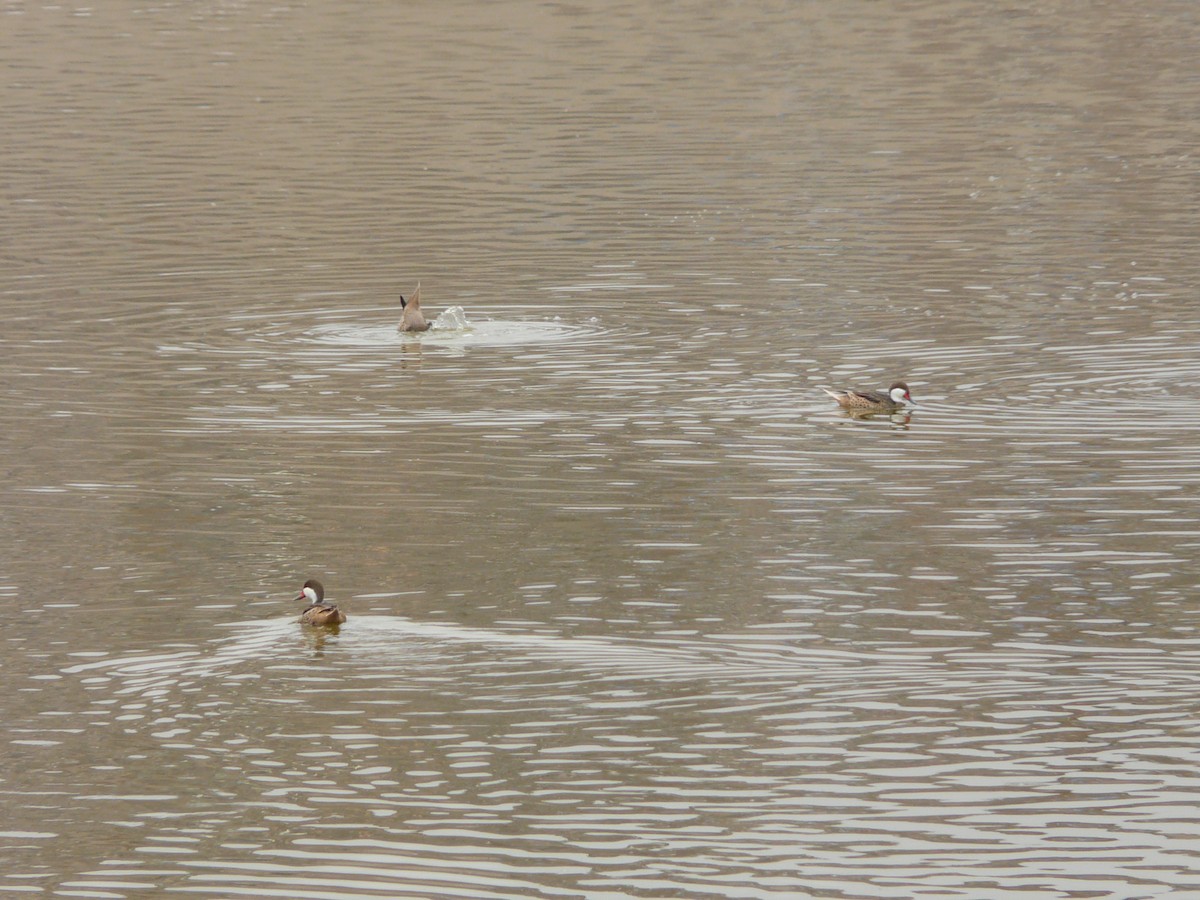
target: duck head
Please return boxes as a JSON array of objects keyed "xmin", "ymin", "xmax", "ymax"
[
  {"xmin": 888, "ymin": 382, "xmax": 915, "ymax": 405},
  {"xmin": 295, "ymin": 578, "xmax": 326, "ymax": 605}
]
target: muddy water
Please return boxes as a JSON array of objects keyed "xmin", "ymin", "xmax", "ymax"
[{"xmin": 3, "ymin": 1, "xmax": 1200, "ymax": 897}]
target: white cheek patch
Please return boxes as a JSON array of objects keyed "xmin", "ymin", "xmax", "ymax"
[{"xmin": 303, "ymin": 587, "xmax": 318, "ymax": 603}]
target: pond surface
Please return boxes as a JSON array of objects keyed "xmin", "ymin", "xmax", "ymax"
[{"xmin": 3, "ymin": 1, "xmax": 1200, "ymax": 897}]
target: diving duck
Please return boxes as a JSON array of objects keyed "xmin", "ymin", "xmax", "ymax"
[
  {"xmin": 823, "ymin": 381, "xmax": 916, "ymax": 412},
  {"xmin": 398, "ymin": 282, "xmax": 431, "ymax": 332},
  {"xmin": 295, "ymin": 578, "xmax": 347, "ymax": 626}
]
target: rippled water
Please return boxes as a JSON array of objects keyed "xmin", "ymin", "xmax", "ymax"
[{"xmin": 3, "ymin": 1, "xmax": 1200, "ymax": 897}]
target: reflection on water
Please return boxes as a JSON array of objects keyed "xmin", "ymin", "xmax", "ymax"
[
  {"xmin": 3, "ymin": 0, "xmax": 1200, "ymax": 897},
  {"xmin": 309, "ymin": 312, "xmax": 604, "ymax": 350}
]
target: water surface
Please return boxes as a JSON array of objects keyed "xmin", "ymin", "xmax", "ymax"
[{"xmin": 3, "ymin": 1, "xmax": 1200, "ymax": 897}]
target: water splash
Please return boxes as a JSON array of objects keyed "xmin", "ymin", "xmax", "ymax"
[{"xmin": 429, "ymin": 304, "xmax": 471, "ymax": 332}]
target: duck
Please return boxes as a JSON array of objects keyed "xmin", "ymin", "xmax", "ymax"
[
  {"xmin": 823, "ymin": 381, "xmax": 916, "ymax": 413},
  {"xmin": 295, "ymin": 578, "xmax": 347, "ymax": 626},
  {"xmin": 398, "ymin": 282, "xmax": 431, "ymax": 332}
]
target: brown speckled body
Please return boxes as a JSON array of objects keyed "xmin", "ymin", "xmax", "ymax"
[
  {"xmin": 398, "ymin": 282, "xmax": 430, "ymax": 332},
  {"xmin": 823, "ymin": 381, "xmax": 915, "ymax": 412},
  {"xmin": 299, "ymin": 603, "xmax": 347, "ymax": 626}
]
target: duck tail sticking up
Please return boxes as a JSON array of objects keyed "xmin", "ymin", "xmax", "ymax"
[{"xmin": 398, "ymin": 281, "xmax": 431, "ymax": 332}]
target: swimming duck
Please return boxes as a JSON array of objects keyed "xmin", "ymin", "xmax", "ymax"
[
  {"xmin": 823, "ymin": 381, "xmax": 916, "ymax": 412},
  {"xmin": 398, "ymin": 282, "xmax": 431, "ymax": 332},
  {"xmin": 295, "ymin": 578, "xmax": 347, "ymax": 626}
]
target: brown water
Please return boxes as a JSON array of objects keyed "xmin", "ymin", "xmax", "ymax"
[{"xmin": 4, "ymin": 1, "xmax": 1200, "ymax": 897}]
